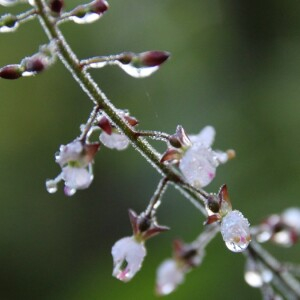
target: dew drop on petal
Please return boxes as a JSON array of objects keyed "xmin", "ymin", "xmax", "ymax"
[
  {"xmin": 70, "ymin": 13, "xmax": 101, "ymax": 24},
  {"xmin": 221, "ymin": 210, "xmax": 251, "ymax": 253},
  {"xmin": 117, "ymin": 62, "xmax": 159, "ymax": 78},
  {"xmin": 89, "ymin": 61, "xmax": 107, "ymax": 69}
]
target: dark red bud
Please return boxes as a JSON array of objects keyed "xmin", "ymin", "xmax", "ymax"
[
  {"xmin": 124, "ymin": 115, "xmax": 139, "ymax": 127},
  {"xmin": 140, "ymin": 51, "xmax": 170, "ymax": 67},
  {"xmin": 49, "ymin": 0, "xmax": 64, "ymax": 14},
  {"xmin": 0, "ymin": 64, "xmax": 22, "ymax": 80},
  {"xmin": 25, "ymin": 58, "xmax": 45, "ymax": 73},
  {"xmin": 91, "ymin": 0, "xmax": 109, "ymax": 14}
]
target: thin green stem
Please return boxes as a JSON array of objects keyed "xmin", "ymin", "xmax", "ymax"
[
  {"xmin": 34, "ymin": 0, "xmax": 204, "ymax": 211},
  {"xmin": 145, "ymin": 177, "xmax": 169, "ymax": 217}
]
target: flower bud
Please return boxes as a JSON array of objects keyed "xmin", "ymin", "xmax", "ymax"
[
  {"xmin": 0, "ymin": 64, "xmax": 23, "ymax": 79},
  {"xmin": 69, "ymin": 0, "xmax": 109, "ymax": 24},
  {"xmin": 49, "ymin": 0, "xmax": 64, "ymax": 14},
  {"xmin": 169, "ymin": 125, "xmax": 191, "ymax": 149}
]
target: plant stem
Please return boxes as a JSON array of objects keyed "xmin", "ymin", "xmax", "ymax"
[{"xmin": 35, "ymin": 0, "xmax": 204, "ymax": 211}]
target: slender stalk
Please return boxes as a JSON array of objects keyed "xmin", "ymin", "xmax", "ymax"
[
  {"xmin": 145, "ymin": 177, "xmax": 169, "ymax": 217},
  {"xmin": 34, "ymin": 0, "xmax": 204, "ymax": 210}
]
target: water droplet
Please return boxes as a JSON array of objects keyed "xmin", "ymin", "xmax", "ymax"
[
  {"xmin": 89, "ymin": 61, "xmax": 107, "ymax": 69},
  {"xmin": 22, "ymin": 70, "xmax": 36, "ymax": 77},
  {"xmin": 0, "ymin": 0, "xmax": 19, "ymax": 6},
  {"xmin": 0, "ymin": 18, "xmax": 19, "ymax": 33},
  {"xmin": 46, "ymin": 179, "xmax": 58, "ymax": 194},
  {"xmin": 70, "ymin": 13, "xmax": 101, "ymax": 24},
  {"xmin": 221, "ymin": 210, "xmax": 251, "ymax": 253},
  {"xmin": 118, "ymin": 62, "xmax": 159, "ymax": 78}
]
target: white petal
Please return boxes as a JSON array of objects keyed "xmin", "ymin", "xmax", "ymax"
[
  {"xmin": 179, "ymin": 145, "xmax": 218, "ymax": 188},
  {"xmin": 156, "ymin": 259, "xmax": 185, "ymax": 295},
  {"xmin": 189, "ymin": 126, "xmax": 215, "ymax": 147},
  {"xmin": 56, "ymin": 141, "xmax": 83, "ymax": 166},
  {"xmin": 62, "ymin": 166, "xmax": 93, "ymax": 190},
  {"xmin": 100, "ymin": 132, "xmax": 129, "ymax": 150},
  {"xmin": 112, "ymin": 236, "xmax": 146, "ymax": 282},
  {"xmin": 214, "ymin": 150, "xmax": 229, "ymax": 164}
]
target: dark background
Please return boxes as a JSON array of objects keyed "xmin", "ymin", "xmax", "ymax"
[{"xmin": 1, "ymin": 0, "xmax": 300, "ymax": 299}]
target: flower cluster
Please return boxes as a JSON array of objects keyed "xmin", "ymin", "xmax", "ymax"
[
  {"xmin": 98, "ymin": 111, "xmax": 138, "ymax": 150},
  {"xmin": 253, "ymin": 207, "xmax": 300, "ymax": 247},
  {"xmin": 156, "ymin": 239, "xmax": 205, "ymax": 296},
  {"xmin": 162, "ymin": 126, "xmax": 235, "ymax": 188}
]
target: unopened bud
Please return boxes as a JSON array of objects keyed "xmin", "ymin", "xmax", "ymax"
[
  {"xmin": 169, "ymin": 125, "xmax": 191, "ymax": 149},
  {"xmin": 49, "ymin": 0, "xmax": 64, "ymax": 14},
  {"xmin": 0, "ymin": 64, "xmax": 23, "ymax": 79},
  {"xmin": 91, "ymin": 0, "xmax": 109, "ymax": 14},
  {"xmin": 138, "ymin": 51, "xmax": 170, "ymax": 67}
]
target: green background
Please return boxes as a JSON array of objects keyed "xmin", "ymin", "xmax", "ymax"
[{"xmin": 1, "ymin": 0, "xmax": 300, "ymax": 299}]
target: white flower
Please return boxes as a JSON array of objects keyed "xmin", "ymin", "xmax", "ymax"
[
  {"xmin": 221, "ymin": 210, "xmax": 251, "ymax": 252},
  {"xmin": 111, "ymin": 236, "xmax": 146, "ymax": 282},
  {"xmin": 62, "ymin": 166, "xmax": 93, "ymax": 190},
  {"xmin": 179, "ymin": 126, "xmax": 231, "ymax": 188},
  {"xmin": 156, "ymin": 259, "xmax": 185, "ymax": 295},
  {"xmin": 55, "ymin": 140, "xmax": 84, "ymax": 166},
  {"xmin": 46, "ymin": 140, "xmax": 98, "ymax": 196},
  {"xmin": 100, "ymin": 131, "xmax": 129, "ymax": 150}
]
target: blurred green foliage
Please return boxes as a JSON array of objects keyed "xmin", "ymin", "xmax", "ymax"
[{"xmin": 1, "ymin": 0, "xmax": 300, "ymax": 299}]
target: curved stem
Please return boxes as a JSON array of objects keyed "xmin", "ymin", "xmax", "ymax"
[{"xmin": 34, "ymin": 0, "xmax": 204, "ymax": 211}]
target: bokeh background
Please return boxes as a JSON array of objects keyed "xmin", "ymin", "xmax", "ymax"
[{"xmin": 1, "ymin": 0, "xmax": 300, "ymax": 299}]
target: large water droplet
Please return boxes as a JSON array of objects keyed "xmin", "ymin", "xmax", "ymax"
[
  {"xmin": 70, "ymin": 13, "xmax": 101, "ymax": 24},
  {"xmin": 118, "ymin": 62, "xmax": 159, "ymax": 78},
  {"xmin": 46, "ymin": 179, "xmax": 58, "ymax": 194}
]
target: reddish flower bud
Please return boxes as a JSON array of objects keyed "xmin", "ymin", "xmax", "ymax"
[
  {"xmin": 49, "ymin": 0, "xmax": 64, "ymax": 14},
  {"xmin": 91, "ymin": 0, "xmax": 109, "ymax": 14},
  {"xmin": 0, "ymin": 64, "xmax": 23, "ymax": 80},
  {"xmin": 139, "ymin": 51, "xmax": 170, "ymax": 67}
]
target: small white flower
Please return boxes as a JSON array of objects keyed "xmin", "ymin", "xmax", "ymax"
[
  {"xmin": 62, "ymin": 166, "xmax": 93, "ymax": 190},
  {"xmin": 46, "ymin": 140, "xmax": 98, "ymax": 195},
  {"xmin": 221, "ymin": 210, "xmax": 251, "ymax": 252},
  {"xmin": 179, "ymin": 126, "xmax": 231, "ymax": 188},
  {"xmin": 100, "ymin": 131, "xmax": 129, "ymax": 150},
  {"xmin": 156, "ymin": 259, "xmax": 185, "ymax": 296},
  {"xmin": 55, "ymin": 140, "xmax": 84, "ymax": 167},
  {"xmin": 111, "ymin": 236, "xmax": 146, "ymax": 282}
]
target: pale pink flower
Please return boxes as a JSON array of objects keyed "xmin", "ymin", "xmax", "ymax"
[{"xmin": 111, "ymin": 236, "xmax": 146, "ymax": 282}]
